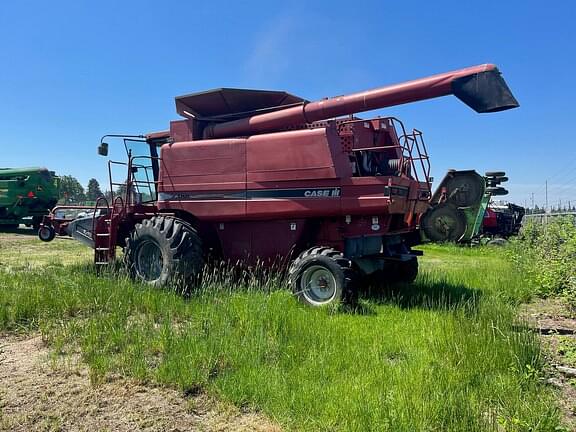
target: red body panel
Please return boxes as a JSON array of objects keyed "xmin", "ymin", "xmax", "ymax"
[
  {"xmin": 483, "ymin": 208, "xmax": 498, "ymax": 228},
  {"xmin": 157, "ymin": 117, "xmax": 430, "ymax": 262},
  {"xmin": 246, "ymin": 128, "xmax": 341, "ymax": 182}
]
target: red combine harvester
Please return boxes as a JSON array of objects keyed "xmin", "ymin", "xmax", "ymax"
[{"xmin": 40, "ymin": 64, "xmax": 518, "ymax": 306}]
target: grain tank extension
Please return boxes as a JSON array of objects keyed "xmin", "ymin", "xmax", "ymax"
[{"xmin": 41, "ymin": 64, "xmax": 518, "ymax": 306}]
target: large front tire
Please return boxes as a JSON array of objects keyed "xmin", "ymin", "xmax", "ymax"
[
  {"xmin": 288, "ymin": 247, "xmax": 356, "ymax": 307},
  {"xmin": 125, "ymin": 216, "xmax": 203, "ymax": 289}
]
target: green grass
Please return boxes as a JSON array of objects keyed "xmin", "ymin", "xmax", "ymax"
[
  {"xmin": 0, "ymin": 238, "xmax": 563, "ymax": 431},
  {"xmin": 0, "ymin": 232, "xmax": 90, "ymax": 269}
]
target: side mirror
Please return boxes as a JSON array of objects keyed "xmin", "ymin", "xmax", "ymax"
[{"xmin": 98, "ymin": 143, "xmax": 109, "ymax": 156}]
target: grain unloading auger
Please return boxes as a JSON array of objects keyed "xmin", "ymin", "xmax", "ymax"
[
  {"xmin": 200, "ymin": 63, "xmax": 517, "ymax": 139},
  {"xmin": 39, "ymin": 64, "xmax": 518, "ymax": 306}
]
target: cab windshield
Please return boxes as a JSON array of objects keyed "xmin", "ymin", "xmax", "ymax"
[{"xmin": 124, "ymin": 139, "xmax": 157, "ymax": 202}]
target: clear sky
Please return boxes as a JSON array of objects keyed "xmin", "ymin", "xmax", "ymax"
[{"xmin": 1, "ymin": 0, "xmax": 575, "ymax": 209}]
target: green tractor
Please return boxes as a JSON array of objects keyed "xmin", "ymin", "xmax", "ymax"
[
  {"xmin": 0, "ymin": 167, "xmax": 59, "ymax": 230},
  {"xmin": 420, "ymin": 170, "xmax": 508, "ymax": 244}
]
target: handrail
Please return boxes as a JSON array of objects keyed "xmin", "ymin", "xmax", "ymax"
[
  {"xmin": 92, "ymin": 196, "xmax": 110, "ymax": 234},
  {"xmin": 337, "ymin": 116, "xmax": 431, "ymax": 189}
]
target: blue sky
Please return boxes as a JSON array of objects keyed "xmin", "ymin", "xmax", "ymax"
[{"xmin": 1, "ymin": 1, "xmax": 575, "ymax": 209}]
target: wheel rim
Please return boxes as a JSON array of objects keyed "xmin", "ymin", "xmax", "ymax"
[
  {"xmin": 135, "ymin": 240, "xmax": 164, "ymax": 281},
  {"xmin": 300, "ymin": 265, "xmax": 337, "ymax": 305}
]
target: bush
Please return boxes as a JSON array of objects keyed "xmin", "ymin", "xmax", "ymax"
[{"xmin": 510, "ymin": 217, "xmax": 576, "ymax": 305}]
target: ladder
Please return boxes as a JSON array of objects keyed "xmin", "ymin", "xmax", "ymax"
[{"xmin": 92, "ymin": 196, "xmax": 122, "ymax": 266}]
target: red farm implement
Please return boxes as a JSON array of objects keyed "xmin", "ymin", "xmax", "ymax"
[{"xmin": 40, "ymin": 64, "xmax": 518, "ymax": 306}]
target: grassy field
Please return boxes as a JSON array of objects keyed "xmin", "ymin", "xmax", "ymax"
[{"xmin": 0, "ymin": 233, "xmax": 563, "ymax": 431}]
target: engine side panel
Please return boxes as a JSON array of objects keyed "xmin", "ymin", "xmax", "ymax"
[{"xmin": 158, "ymin": 138, "xmax": 247, "ymax": 218}]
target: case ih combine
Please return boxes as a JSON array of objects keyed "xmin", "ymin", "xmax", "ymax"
[{"xmin": 39, "ymin": 64, "xmax": 518, "ymax": 306}]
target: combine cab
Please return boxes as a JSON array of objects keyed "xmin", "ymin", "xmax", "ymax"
[
  {"xmin": 0, "ymin": 167, "xmax": 59, "ymax": 230},
  {"xmin": 40, "ymin": 64, "xmax": 519, "ymax": 306}
]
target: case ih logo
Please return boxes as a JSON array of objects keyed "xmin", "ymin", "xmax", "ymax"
[
  {"xmin": 159, "ymin": 187, "xmax": 342, "ymax": 201},
  {"xmin": 304, "ymin": 188, "xmax": 340, "ymax": 197}
]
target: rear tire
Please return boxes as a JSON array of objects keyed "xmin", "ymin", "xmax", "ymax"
[
  {"xmin": 38, "ymin": 225, "xmax": 56, "ymax": 242},
  {"xmin": 289, "ymin": 247, "xmax": 356, "ymax": 307},
  {"xmin": 125, "ymin": 216, "xmax": 203, "ymax": 289}
]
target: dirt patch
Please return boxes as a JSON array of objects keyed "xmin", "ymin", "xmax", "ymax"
[
  {"xmin": 521, "ymin": 298, "xmax": 576, "ymax": 429},
  {"xmin": 0, "ymin": 335, "xmax": 279, "ymax": 431}
]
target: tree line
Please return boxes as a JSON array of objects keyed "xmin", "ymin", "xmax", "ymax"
[{"xmin": 58, "ymin": 176, "xmax": 109, "ymax": 204}]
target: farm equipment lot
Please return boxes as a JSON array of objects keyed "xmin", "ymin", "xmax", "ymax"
[{"xmin": 0, "ymin": 232, "xmax": 562, "ymax": 431}]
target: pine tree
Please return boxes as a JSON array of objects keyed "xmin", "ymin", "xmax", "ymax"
[{"xmin": 86, "ymin": 178, "xmax": 104, "ymax": 201}]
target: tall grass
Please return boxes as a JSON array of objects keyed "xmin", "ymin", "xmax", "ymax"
[{"xmin": 0, "ymin": 246, "xmax": 561, "ymax": 431}]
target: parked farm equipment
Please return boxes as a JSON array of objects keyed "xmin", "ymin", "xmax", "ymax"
[
  {"xmin": 482, "ymin": 202, "xmax": 525, "ymax": 243},
  {"xmin": 421, "ymin": 170, "xmax": 509, "ymax": 243},
  {"xmin": 40, "ymin": 64, "xmax": 518, "ymax": 305},
  {"xmin": 0, "ymin": 167, "xmax": 59, "ymax": 230},
  {"xmin": 37, "ymin": 206, "xmax": 107, "ymax": 242}
]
